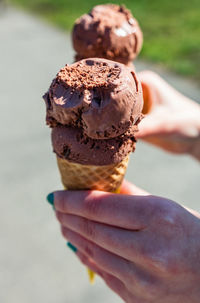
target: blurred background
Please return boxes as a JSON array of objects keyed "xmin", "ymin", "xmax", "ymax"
[
  {"xmin": 7, "ymin": 0, "xmax": 200, "ymax": 81},
  {"xmin": 0, "ymin": 1, "xmax": 200, "ymax": 303}
]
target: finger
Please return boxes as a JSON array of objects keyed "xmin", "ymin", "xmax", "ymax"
[
  {"xmin": 120, "ymin": 180, "xmax": 149, "ymax": 195},
  {"xmin": 54, "ymin": 190, "xmax": 153, "ymax": 230},
  {"xmin": 57, "ymin": 213, "xmax": 148, "ymax": 264},
  {"xmin": 138, "ymin": 133, "xmax": 186, "ymax": 154},
  {"xmin": 63, "ymin": 226, "xmax": 158, "ymax": 298},
  {"xmin": 77, "ymin": 251, "xmax": 129, "ymax": 302},
  {"xmin": 136, "ymin": 113, "xmax": 166, "ymax": 139},
  {"xmin": 138, "ymin": 70, "xmax": 170, "ymax": 97},
  {"xmin": 77, "ymin": 250, "xmax": 104, "ymax": 276},
  {"xmin": 102, "ymin": 274, "xmax": 131, "ymax": 303},
  {"xmin": 62, "ymin": 226, "xmax": 133, "ymax": 283}
]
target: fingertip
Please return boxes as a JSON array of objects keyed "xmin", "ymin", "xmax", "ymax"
[
  {"xmin": 67, "ymin": 242, "xmax": 78, "ymax": 253},
  {"xmin": 120, "ymin": 180, "xmax": 148, "ymax": 196},
  {"xmin": 46, "ymin": 192, "xmax": 54, "ymax": 206},
  {"xmin": 120, "ymin": 180, "xmax": 135, "ymax": 195},
  {"xmin": 137, "ymin": 118, "xmax": 161, "ymax": 139},
  {"xmin": 53, "ymin": 190, "xmax": 69, "ymax": 212}
]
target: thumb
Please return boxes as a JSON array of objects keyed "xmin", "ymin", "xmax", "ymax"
[
  {"xmin": 120, "ymin": 180, "xmax": 149, "ymax": 196},
  {"xmin": 137, "ymin": 112, "xmax": 163, "ymax": 138}
]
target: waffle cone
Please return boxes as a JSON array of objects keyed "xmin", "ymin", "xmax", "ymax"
[{"xmin": 56, "ymin": 154, "xmax": 130, "ymax": 192}]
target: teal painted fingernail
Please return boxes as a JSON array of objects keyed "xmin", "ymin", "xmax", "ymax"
[
  {"xmin": 46, "ymin": 193, "xmax": 54, "ymax": 206},
  {"xmin": 67, "ymin": 242, "xmax": 77, "ymax": 253}
]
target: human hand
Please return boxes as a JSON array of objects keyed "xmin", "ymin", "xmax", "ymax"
[
  {"xmin": 52, "ymin": 181, "xmax": 200, "ymax": 303},
  {"xmin": 138, "ymin": 71, "xmax": 200, "ymax": 160}
]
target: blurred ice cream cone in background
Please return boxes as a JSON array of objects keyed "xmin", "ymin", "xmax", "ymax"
[{"xmin": 72, "ymin": 4, "xmax": 143, "ymax": 66}]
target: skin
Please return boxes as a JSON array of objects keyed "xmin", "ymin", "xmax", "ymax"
[
  {"xmin": 53, "ymin": 181, "xmax": 200, "ymax": 303},
  {"xmin": 137, "ymin": 71, "xmax": 200, "ymax": 161}
]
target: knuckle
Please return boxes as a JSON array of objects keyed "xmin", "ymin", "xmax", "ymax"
[
  {"xmin": 160, "ymin": 255, "xmax": 182, "ymax": 275},
  {"xmin": 120, "ymin": 261, "xmax": 135, "ymax": 284},
  {"xmin": 84, "ymin": 244, "xmax": 94, "ymax": 258},
  {"xmin": 79, "ymin": 253, "xmax": 88, "ymax": 265},
  {"xmin": 83, "ymin": 193, "xmax": 103, "ymax": 217},
  {"xmin": 161, "ymin": 211, "xmax": 177, "ymax": 227},
  {"xmin": 81, "ymin": 218, "xmax": 96, "ymax": 240},
  {"xmin": 58, "ymin": 192, "xmax": 67, "ymax": 212},
  {"xmin": 142, "ymin": 278, "xmax": 160, "ymax": 297},
  {"xmin": 147, "ymin": 249, "xmax": 181, "ymax": 275},
  {"xmin": 152, "ymin": 200, "xmax": 181, "ymax": 229},
  {"xmin": 128, "ymin": 267, "xmax": 160, "ymax": 300}
]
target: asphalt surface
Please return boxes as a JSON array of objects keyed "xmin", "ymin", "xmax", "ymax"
[{"xmin": 0, "ymin": 7, "xmax": 200, "ymax": 303}]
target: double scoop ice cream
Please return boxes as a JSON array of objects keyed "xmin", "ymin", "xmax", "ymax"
[
  {"xmin": 72, "ymin": 4, "xmax": 143, "ymax": 66},
  {"xmin": 43, "ymin": 58, "xmax": 143, "ymax": 191}
]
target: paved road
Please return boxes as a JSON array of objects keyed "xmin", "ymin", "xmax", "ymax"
[{"xmin": 0, "ymin": 7, "xmax": 200, "ymax": 303}]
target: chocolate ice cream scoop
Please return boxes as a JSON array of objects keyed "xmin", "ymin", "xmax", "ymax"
[
  {"xmin": 44, "ymin": 58, "xmax": 143, "ymax": 140},
  {"xmin": 72, "ymin": 4, "xmax": 143, "ymax": 65},
  {"xmin": 51, "ymin": 125, "xmax": 137, "ymax": 166}
]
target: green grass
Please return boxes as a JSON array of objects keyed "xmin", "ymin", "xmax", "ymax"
[{"xmin": 9, "ymin": 0, "xmax": 200, "ymax": 81}]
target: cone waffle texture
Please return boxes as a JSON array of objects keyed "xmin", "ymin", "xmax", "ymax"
[{"xmin": 56, "ymin": 154, "xmax": 130, "ymax": 192}]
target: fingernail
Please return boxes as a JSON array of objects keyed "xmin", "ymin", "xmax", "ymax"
[
  {"xmin": 46, "ymin": 193, "xmax": 54, "ymax": 206},
  {"xmin": 67, "ymin": 242, "xmax": 77, "ymax": 253}
]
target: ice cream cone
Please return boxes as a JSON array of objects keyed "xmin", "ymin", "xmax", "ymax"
[
  {"xmin": 43, "ymin": 58, "xmax": 143, "ymax": 285},
  {"xmin": 56, "ymin": 154, "xmax": 130, "ymax": 192}
]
